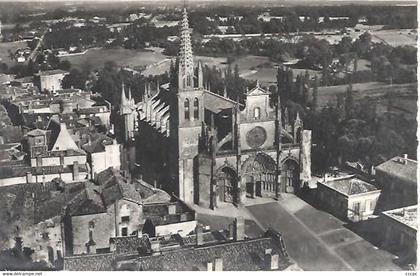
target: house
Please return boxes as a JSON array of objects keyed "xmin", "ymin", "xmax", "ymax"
[
  {"xmin": 63, "ymin": 168, "xmax": 196, "ymax": 256},
  {"xmin": 0, "ymin": 180, "xmax": 89, "ymax": 265},
  {"xmin": 81, "ymin": 133, "xmax": 121, "ymax": 179},
  {"xmin": 381, "ymin": 205, "xmax": 417, "ymax": 267},
  {"xmin": 317, "ymin": 174, "xmax": 381, "ymax": 222},
  {"xmin": 35, "ymin": 70, "xmax": 69, "ymax": 93},
  {"xmin": 375, "ymin": 155, "xmax": 417, "ymax": 211},
  {"xmin": 63, "ymin": 219, "xmax": 296, "ymax": 271}
]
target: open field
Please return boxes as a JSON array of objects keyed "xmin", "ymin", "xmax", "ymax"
[
  {"xmin": 0, "ymin": 41, "xmax": 28, "ymax": 67},
  {"xmin": 61, "ymin": 47, "xmax": 168, "ymax": 71},
  {"xmin": 314, "ymin": 82, "xmax": 417, "ymax": 107},
  {"xmin": 313, "ymin": 82, "xmax": 417, "ymax": 120},
  {"xmin": 371, "ymin": 29, "xmax": 417, "ymax": 47}
]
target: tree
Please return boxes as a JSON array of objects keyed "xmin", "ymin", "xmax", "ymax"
[
  {"xmin": 61, "ymin": 69, "xmax": 87, "ymax": 90},
  {"xmin": 312, "ymin": 75, "xmax": 319, "ymax": 111},
  {"xmin": 344, "ymin": 83, "xmax": 354, "ymax": 120}
]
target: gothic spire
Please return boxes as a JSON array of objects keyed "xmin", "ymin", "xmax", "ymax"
[
  {"xmin": 178, "ymin": 8, "xmax": 194, "ymax": 90},
  {"xmin": 128, "ymin": 86, "xmax": 132, "ymax": 101},
  {"xmin": 121, "ymin": 82, "xmax": 127, "ymax": 106}
]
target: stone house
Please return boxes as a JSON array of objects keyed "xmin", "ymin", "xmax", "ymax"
[{"xmin": 317, "ymin": 175, "xmax": 381, "ymax": 222}]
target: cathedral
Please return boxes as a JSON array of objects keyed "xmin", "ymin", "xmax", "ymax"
[{"xmin": 119, "ymin": 9, "xmax": 312, "ymax": 209}]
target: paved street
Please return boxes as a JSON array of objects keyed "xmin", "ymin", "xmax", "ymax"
[{"xmin": 245, "ymin": 195, "xmax": 402, "ymax": 271}]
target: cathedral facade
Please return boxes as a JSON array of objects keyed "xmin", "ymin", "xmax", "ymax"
[{"xmin": 120, "ymin": 9, "xmax": 312, "ymax": 208}]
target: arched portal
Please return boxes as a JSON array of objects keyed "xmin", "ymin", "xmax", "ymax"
[
  {"xmin": 243, "ymin": 153, "xmax": 277, "ymax": 198},
  {"xmin": 282, "ymin": 158, "xmax": 300, "ymax": 193},
  {"xmin": 216, "ymin": 166, "xmax": 237, "ymax": 203}
]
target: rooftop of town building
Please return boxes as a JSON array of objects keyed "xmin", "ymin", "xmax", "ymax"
[
  {"xmin": 375, "ymin": 155, "xmax": 417, "ymax": 186},
  {"xmin": 319, "ymin": 175, "xmax": 379, "ymax": 197},
  {"xmin": 382, "ymin": 205, "xmax": 418, "ymax": 231}
]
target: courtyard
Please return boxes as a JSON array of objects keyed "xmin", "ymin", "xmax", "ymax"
[
  {"xmin": 195, "ymin": 194, "xmax": 402, "ymax": 271},
  {"xmin": 245, "ymin": 195, "xmax": 402, "ymax": 271}
]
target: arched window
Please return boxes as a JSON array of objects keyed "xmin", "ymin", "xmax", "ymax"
[
  {"xmin": 254, "ymin": 107, "xmax": 260, "ymax": 120},
  {"xmin": 193, "ymin": 98, "xmax": 199, "ymax": 120},
  {"xmin": 184, "ymin": 99, "xmax": 190, "ymax": 120}
]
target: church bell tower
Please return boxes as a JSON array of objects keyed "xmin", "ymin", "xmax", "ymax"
[{"xmin": 171, "ymin": 8, "xmax": 204, "ymax": 204}]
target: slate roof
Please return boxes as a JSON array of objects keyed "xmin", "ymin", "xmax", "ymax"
[
  {"xmin": 375, "ymin": 156, "xmax": 417, "ymax": 186},
  {"xmin": 46, "ymin": 118, "xmax": 79, "ymax": 151},
  {"xmin": 321, "ymin": 176, "xmax": 379, "ymax": 196}
]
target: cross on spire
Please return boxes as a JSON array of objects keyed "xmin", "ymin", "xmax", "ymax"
[{"xmin": 178, "ymin": 8, "xmax": 194, "ymax": 90}]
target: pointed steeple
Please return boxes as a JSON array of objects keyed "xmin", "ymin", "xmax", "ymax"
[
  {"xmin": 178, "ymin": 8, "xmax": 195, "ymax": 91},
  {"xmin": 198, "ymin": 60, "xmax": 203, "ymax": 88},
  {"xmin": 121, "ymin": 82, "xmax": 127, "ymax": 106},
  {"xmin": 128, "ymin": 86, "xmax": 132, "ymax": 101},
  {"xmin": 295, "ymin": 111, "xmax": 302, "ymax": 125}
]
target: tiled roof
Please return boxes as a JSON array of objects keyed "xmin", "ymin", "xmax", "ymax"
[
  {"xmin": 77, "ymin": 106, "xmax": 108, "ymax": 114},
  {"xmin": 64, "ymin": 230, "xmax": 292, "ymax": 271},
  {"xmin": 69, "ymin": 187, "xmax": 106, "ymax": 216},
  {"xmin": 0, "ymin": 165, "xmax": 31, "ymax": 178},
  {"xmin": 118, "ymin": 234, "xmax": 290, "ymax": 271},
  {"xmin": 110, "ymin": 235, "xmax": 151, "ymax": 254},
  {"xmin": 82, "ymin": 133, "xmax": 114, "ymax": 154},
  {"xmin": 203, "ymin": 90, "xmax": 236, "ymax": 114},
  {"xmin": 32, "ymin": 163, "xmax": 88, "ymax": 175},
  {"xmin": 133, "ymin": 179, "xmax": 171, "ymax": 204},
  {"xmin": 26, "ymin": 129, "xmax": 46, "ymax": 137},
  {"xmin": 382, "ymin": 205, "xmax": 418, "ymax": 231},
  {"xmin": 97, "ymin": 168, "xmax": 143, "ymax": 206},
  {"xmin": 0, "ymin": 181, "xmax": 89, "ymax": 226},
  {"xmin": 376, "ymin": 156, "xmax": 417, "ymax": 186},
  {"xmin": 37, "ymin": 69, "xmax": 68, "ymax": 76},
  {"xmin": 321, "ymin": 176, "xmax": 379, "ymax": 196}
]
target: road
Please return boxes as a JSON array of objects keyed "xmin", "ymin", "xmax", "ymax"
[{"xmin": 245, "ymin": 195, "xmax": 402, "ymax": 271}]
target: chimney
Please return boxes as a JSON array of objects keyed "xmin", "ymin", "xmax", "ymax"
[
  {"xmin": 73, "ymin": 161, "xmax": 79, "ymax": 181},
  {"xmin": 228, "ymin": 223, "xmax": 235, "ymax": 240},
  {"xmin": 153, "ymin": 180, "xmax": 157, "ymax": 188},
  {"xmin": 26, "ymin": 172, "xmax": 33, "ymax": 183},
  {"xmin": 214, "ymin": 258, "xmax": 223, "ymax": 271},
  {"xmin": 150, "ymin": 240, "xmax": 160, "ymax": 255},
  {"xmin": 196, "ymin": 225, "xmax": 204, "ymax": 246},
  {"xmin": 168, "ymin": 204, "xmax": 176, "ymax": 215},
  {"xmin": 403, "ymin": 154, "xmax": 408, "ymax": 164},
  {"xmin": 233, "ymin": 217, "xmax": 245, "ymax": 241},
  {"xmin": 264, "ymin": 249, "xmax": 279, "ymax": 270}
]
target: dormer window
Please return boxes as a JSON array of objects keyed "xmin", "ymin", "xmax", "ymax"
[{"xmin": 254, "ymin": 107, "xmax": 260, "ymax": 120}]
